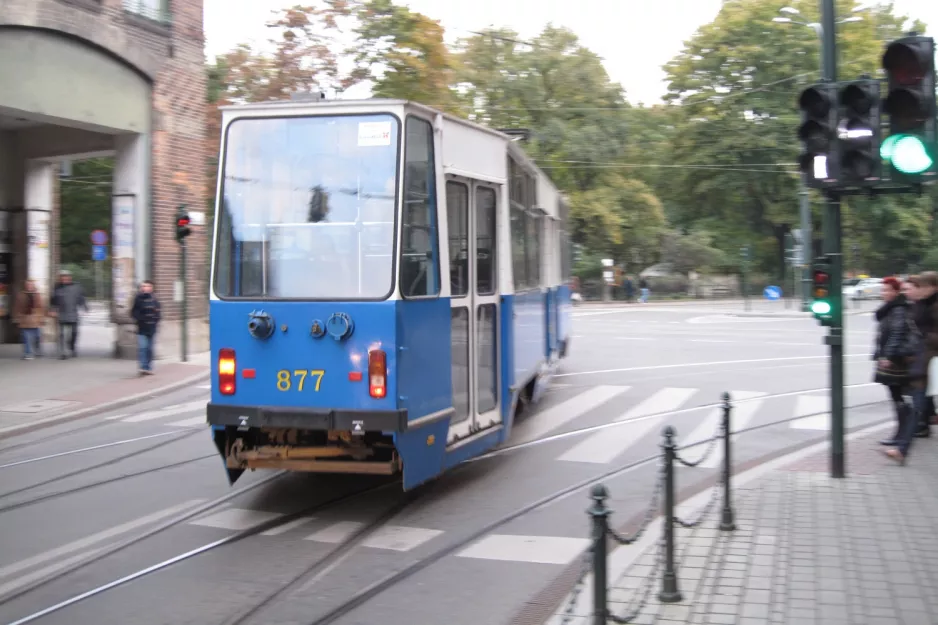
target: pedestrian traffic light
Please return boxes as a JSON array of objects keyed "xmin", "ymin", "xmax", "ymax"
[
  {"xmin": 838, "ymin": 79, "xmax": 882, "ymax": 186},
  {"xmin": 175, "ymin": 206, "xmax": 192, "ymax": 243},
  {"xmin": 798, "ymin": 83, "xmax": 839, "ymax": 188},
  {"xmin": 811, "ymin": 257, "xmax": 833, "ymax": 326},
  {"xmin": 881, "ymin": 35, "xmax": 936, "ymax": 182}
]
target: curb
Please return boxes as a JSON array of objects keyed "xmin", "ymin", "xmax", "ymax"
[
  {"xmin": 515, "ymin": 412, "xmax": 892, "ymax": 625},
  {"xmin": 0, "ymin": 369, "xmax": 212, "ymax": 441}
]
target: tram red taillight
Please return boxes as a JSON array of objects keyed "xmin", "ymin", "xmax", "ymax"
[
  {"xmin": 368, "ymin": 349, "xmax": 387, "ymax": 399},
  {"xmin": 219, "ymin": 348, "xmax": 236, "ymax": 395}
]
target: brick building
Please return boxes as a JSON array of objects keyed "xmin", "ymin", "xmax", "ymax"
[{"xmin": 0, "ymin": 0, "xmax": 209, "ymax": 358}]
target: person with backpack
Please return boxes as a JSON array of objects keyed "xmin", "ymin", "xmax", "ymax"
[
  {"xmin": 13, "ymin": 279, "xmax": 45, "ymax": 360},
  {"xmin": 131, "ymin": 280, "xmax": 161, "ymax": 375}
]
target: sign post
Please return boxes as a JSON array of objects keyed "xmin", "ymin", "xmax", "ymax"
[{"xmin": 90, "ymin": 230, "xmax": 109, "ymax": 300}]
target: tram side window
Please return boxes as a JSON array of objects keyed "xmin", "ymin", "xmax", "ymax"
[
  {"xmin": 400, "ymin": 116, "xmax": 440, "ymax": 298},
  {"xmin": 446, "ymin": 181, "xmax": 469, "ymax": 298},
  {"xmin": 475, "ymin": 186, "xmax": 497, "ymax": 295},
  {"xmin": 510, "ymin": 206, "xmax": 527, "ymax": 290},
  {"xmin": 525, "ymin": 212, "xmax": 541, "ymax": 288}
]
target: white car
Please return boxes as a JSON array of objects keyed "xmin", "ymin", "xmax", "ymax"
[{"xmin": 845, "ymin": 278, "xmax": 882, "ymax": 301}]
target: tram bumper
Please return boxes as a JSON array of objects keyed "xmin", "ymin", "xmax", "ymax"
[{"xmin": 207, "ymin": 403, "xmax": 452, "ymax": 489}]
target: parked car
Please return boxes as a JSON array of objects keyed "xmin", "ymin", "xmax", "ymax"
[{"xmin": 845, "ymin": 277, "xmax": 882, "ymax": 300}]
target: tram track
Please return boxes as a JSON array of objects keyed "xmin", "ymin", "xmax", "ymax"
[
  {"xmin": 2, "ymin": 398, "xmax": 890, "ymax": 625},
  {"xmin": 0, "ymin": 429, "xmax": 203, "ymax": 505}
]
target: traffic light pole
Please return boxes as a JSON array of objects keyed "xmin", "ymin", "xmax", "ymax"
[
  {"xmin": 180, "ymin": 238, "xmax": 188, "ymax": 363},
  {"xmin": 799, "ymin": 184, "xmax": 812, "ymax": 311},
  {"xmin": 821, "ymin": 0, "xmax": 845, "ymax": 479}
]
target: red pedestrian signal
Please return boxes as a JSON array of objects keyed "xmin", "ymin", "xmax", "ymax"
[{"xmin": 175, "ymin": 206, "xmax": 192, "ymax": 243}]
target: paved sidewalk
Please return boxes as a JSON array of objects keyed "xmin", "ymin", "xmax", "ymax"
[
  {"xmin": 0, "ymin": 318, "xmax": 210, "ymax": 438},
  {"xmin": 544, "ymin": 420, "xmax": 937, "ymax": 625}
]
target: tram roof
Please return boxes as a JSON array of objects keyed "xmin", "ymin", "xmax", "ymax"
[{"xmin": 219, "ymin": 97, "xmax": 561, "ymax": 196}]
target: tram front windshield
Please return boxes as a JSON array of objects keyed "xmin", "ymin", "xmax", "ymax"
[{"xmin": 213, "ymin": 114, "xmax": 401, "ymax": 300}]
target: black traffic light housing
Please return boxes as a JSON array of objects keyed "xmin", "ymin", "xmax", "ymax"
[
  {"xmin": 881, "ymin": 35, "xmax": 937, "ymax": 182},
  {"xmin": 810, "ymin": 256, "xmax": 834, "ymax": 327},
  {"xmin": 837, "ymin": 79, "xmax": 882, "ymax": 186},
  {"xmin": 798, "ymin": 83, "xmax": 840, "ymax": 188},
  {"xmin": 175, "ymin": 206, "xmax": 192, "ymax": 243}
]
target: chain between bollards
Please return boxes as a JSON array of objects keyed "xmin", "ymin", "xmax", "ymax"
[
  {"xmin": 589, "ymin": 484, "xmax": 610, "ymax": 625},
  {"xmin": 658, "ymin": 425, "xmax": 682, "ymax": 603},
  {"xmin": 719, "ymin": 391, "xmax": 736, "ymax": 532}
]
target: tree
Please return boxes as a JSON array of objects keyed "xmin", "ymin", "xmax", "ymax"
[
  {"xmin": 660, "ymin": 229, "xmax": 727, "ymax": 276},
  {"xmin": 348, "ymin": 0, "xmax": 458, "ymax": 110},
  {"xmin": 568, "ymin": 175, "xmax": 667, "ymax": 270},
  {"xmin": 660, "ymin": 0, "xmax": 929, "ymax": 275}
]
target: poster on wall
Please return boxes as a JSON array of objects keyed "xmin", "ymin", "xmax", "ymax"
[
  {"xmin": 0, "ymin": 254, "xmax": 9, "ymax": 319},
  {"xmin": 112, "ymin": 194, "xmax": 136, "ymax": 320}
]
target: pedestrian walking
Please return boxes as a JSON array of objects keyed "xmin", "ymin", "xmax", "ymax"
[
  {"xmin": 623, "ymin": 275, "xmax": 635, "ymax": 302},
  {"xmin": 131, "ymin": 280, "xmax": 161, "ymax": 375},
  {"xmin": 12, "ymin": 279, "xmax": 45, "ymax": 360},
  {"xmin": 884, "ymin": 272, "xmax": 938, "ymax": 464},
  {"xmin": 872, "ymin": 277, "xmax": 914, "ymax": 446},
  {"xmin": 49, "ymin": 269, "xmax": 88, "ymax": 359},
  {"xmin": 638, "ymin": 277, "xmax": 650, "ymax": 303}
]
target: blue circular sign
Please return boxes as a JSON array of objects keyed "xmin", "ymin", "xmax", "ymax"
[
  {"xmin": 91, "ymin": 229, "xmax": 108, "ymax": 245},
  {"xmin": 763, "ymin": 286, "xmax": 782, "ymax": 301}
]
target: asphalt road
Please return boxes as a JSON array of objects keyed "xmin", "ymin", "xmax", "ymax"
[{"xmin": 0, "ymin": 303, "xmax": 892, "ymax": 625}]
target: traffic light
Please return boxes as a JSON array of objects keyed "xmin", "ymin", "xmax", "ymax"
[
  {"xmin": 838, "ymin": 79, "xmax": 882, "ymax": 186},
  {"xmin": 175, "ymin": 206, "xmax": 192, "ymax": 243},
  {"xmin": 811, "ymin": 256, "xmax": 833, "ymax": 326},
  {"xmin": 881, "ymin": 35, "xmax": 936, "ymax": 182},
  {"xmin": 798, "ymin": 83, "xmax": 839, "ymax": 188}
]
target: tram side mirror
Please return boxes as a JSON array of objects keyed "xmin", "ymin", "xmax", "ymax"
[{"xmin": 248, "ymin": 310, "xmax": 275, "ymax": 340}]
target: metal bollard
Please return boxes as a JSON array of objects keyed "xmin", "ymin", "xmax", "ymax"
[
  {"xmin": 589, "ymin": 484, "xmax": 610, "ymax": 625},
  {"xmin": 659, "ymin": 426, "xmax": 683, "ymax": 603},
  {"xmin": 719, "ymin": 391, "xmax": 737, "ymax": 532}
]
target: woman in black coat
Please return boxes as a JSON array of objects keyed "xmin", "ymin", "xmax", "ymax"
[{"xmin": 874, "ymin": 277, "xmax": 913, "ymax": 446}]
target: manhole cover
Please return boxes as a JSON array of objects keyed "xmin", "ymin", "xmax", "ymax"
[{"xmin": 1, "ymin": 400, "xmax": 78, "ymax": 414}]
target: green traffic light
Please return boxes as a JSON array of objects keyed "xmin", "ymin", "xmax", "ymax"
[
  {"xmin": 811, "ymin": 300, "xmax": 832, "ymax": 315},
  {"xmin": 880, "ymin": 135, "xmax": 900, "ymax": 160},
  {"xmin": 892, "ymin": 135, "xmax": 933, "ymax": 174}
]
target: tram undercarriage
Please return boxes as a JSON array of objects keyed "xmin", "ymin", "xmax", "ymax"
[{"xmin": 216, "ymin": 427, "xmax": 402, "ymax": 478}]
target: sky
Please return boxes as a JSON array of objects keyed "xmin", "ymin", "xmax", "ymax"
[{"xmin": 203, "ymin": 0, "xmax": 938, "ymax": 106}]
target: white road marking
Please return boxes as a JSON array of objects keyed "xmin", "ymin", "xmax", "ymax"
[
  {"xmin": 457, "ymin": 535, "xmax": 591, "ymax": 565},
  {"xmin": 0, "ymin": 547, "xmax": 107, "ymax": 599},
  {"xmin": 790, "ymin": 395, "xmax": 833, "ymax": 430},
  {"xmin": 511, "ymin": 386, "xmax": 630, "ymax": 444},
  {"xmin": 557, "ymin": 388, "xmax": 698, "ymax": 464},
  {"xmin": 121, "ymin": 400, "xmax": 206, "ymax": 423},
  {"xmin": 166, "ymin": 416, "xmax": 206, "ymax": 428},
  {"xmin": 0, "ymin": 499, "xmax": 204, "ymax": 581},
  {"xmin": 189, "ymin": 508, "xmax": 282, "ymax": 531},
  {"xmin": 679, "ymin": 391, "xmax": 767, "ymax": 469},
  {"xmin": 197, "ymin": 384, "xmax": 212, "ymax": 389},
  {"xmin": 304, "ymin": 521, "xmax": 364, "ymax": 544},
  {"xmin": 556, "ymin": 353, "xmax": 870, "ymax": 378},
  {"xmin": 260, "ymin": 517, "xmax": 316, "ymax": 536},
  {"xmin": 360, "ymin": 526, "xmax": 443, "ymax": 551}
]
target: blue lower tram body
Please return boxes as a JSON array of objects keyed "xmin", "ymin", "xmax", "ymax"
[{"xmin": 207, "ymin": 290, "xmax": 572, "ymax": 491}]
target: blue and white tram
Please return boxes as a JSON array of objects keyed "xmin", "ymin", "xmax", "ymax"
[{"xmin": 206, "ymin": 97, "xmax": 573, "ymax": 490}]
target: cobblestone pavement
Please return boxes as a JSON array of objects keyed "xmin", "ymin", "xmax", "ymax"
[{"xmin": 547, "ymin": 424, "xmax": 938, "ymax": 625}]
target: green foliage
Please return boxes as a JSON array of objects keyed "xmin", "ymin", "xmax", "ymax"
[
  {"xmin": 59, "ymin": 159, "xmax": 113, "ymax": 264},
  {"xmin": 205, "ymin": 0, "xmax": 936, "ymax": 281}
]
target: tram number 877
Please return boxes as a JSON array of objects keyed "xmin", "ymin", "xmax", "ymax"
[{"xmin": 276, "ymin": 369, "xmax": 325, "ymax": 392}]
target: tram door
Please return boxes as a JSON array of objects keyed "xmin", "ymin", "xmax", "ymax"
[{"xmin": 446, "ymin": 177, "xmax": 502, "ymax": 445}]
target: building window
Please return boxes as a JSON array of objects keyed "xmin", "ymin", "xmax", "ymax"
[{"xmin": 123, "ymin": 0, "xmax": 171, "ymax": 24}]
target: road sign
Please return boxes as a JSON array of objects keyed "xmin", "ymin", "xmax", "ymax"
[
  {"xmin": 90, "ymin": 229, "xmax": 108, "ymax": 246},
  {"xmin": 764, "ymin": 286, "xmax": 782, "ymax": 301},
  {"xmin": 91, "ymin": 245, "xmax": 107, "ymax": 261}
]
